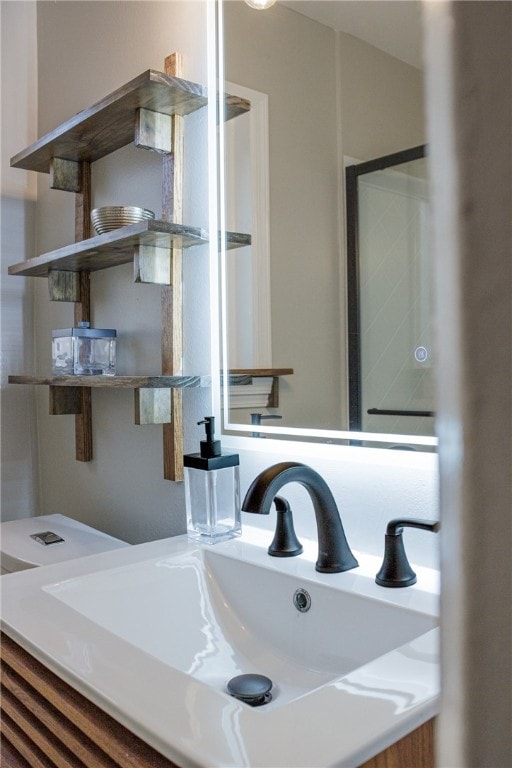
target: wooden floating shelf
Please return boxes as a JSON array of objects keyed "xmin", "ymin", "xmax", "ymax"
[
  {"xmin": 8, "ymin": 221, "xmax": 252, "ymax": 278},
  {"xmin": 8, "ymin": 374, "xmax": 210, "ymax": 389},
  {"xmin": 227, "ymin": 368, "xmax": 294, "ymax": 381},
  {"xmin": 10, "ymin": 69, "xmax": 250, "ymax": 174},
  {"xmin": 226, "ymin": 368, "xmax": 294, "ymax": 409}
]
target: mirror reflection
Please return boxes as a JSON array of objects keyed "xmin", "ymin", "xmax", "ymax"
[
  {"xmin": 346, "ymin": 145, "xmax": 435, "ymax": 439},
  {"xmin": 221, "ymin": 0, "xmax": 434, "ymax": 447}
]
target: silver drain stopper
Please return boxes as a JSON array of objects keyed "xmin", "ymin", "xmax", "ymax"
[{"xmin": 227, "ymin": 674, "xmax": 273, "ymax": 706}]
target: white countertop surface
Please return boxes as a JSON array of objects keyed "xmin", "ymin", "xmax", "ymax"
[{"xmin": 0, "ymin": 529, "xmax": 440, "ymax": 767}]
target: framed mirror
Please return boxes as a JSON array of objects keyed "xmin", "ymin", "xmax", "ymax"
[{"xmin": 217, "ymin": 0, "xmax": 437, "ymax": 450}]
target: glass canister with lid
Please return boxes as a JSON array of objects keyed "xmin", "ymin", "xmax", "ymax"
[{"xmin": 52, "ymin": 322, "xmax": 116, "ymax": 376}]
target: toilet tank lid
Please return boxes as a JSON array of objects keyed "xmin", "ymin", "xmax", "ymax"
[{"xmin": 0, "ymin": 514, "xmax": 129, "ymax": 569}]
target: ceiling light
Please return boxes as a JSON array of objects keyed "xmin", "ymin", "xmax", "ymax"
[{"xmin": 244, "ymin": 0, "xmax": 277, "ymax": 9}]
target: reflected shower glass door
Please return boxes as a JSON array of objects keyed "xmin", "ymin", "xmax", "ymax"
[{"xmin": 346, "ymin": 146, "xmax": 435, "ymax": 439}]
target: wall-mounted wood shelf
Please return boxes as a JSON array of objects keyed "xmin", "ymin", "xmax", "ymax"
[
  {"xmin": 8, "ymin": 54, "xmax": 251, "ymax": 479},
  {"xmin": 10, "ymin": 69, "xmax": 250, "ymax": 174},
  {"xmin": 8, "ymin": 375, "xmax": 209, "ymax": 389},
  {"xmin": 227, "ymin": 368, "xmax": 293, "ymax": 408},
  {"xmin": 228, "ymin": 368, "xmax": 294, "ymax": 378},
  {"xmin": 9, "ymin": 374, "xmax": 211, "ymax": 430},
  {"xmin": 8, "ymin": 221, "xmax": 251, "ymax": 278}
]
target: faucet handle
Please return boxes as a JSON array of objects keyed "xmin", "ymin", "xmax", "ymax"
[
  {"xmin": 375, "ymin": 517, "xmax": 440, "ymax": 588},
  {"xmin": 268, "ymin": 496, "xmax": 303, "ymax": 558}
]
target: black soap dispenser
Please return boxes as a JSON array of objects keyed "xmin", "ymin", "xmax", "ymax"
[{"xmin": 184, "ymin": 417, "xmax": 241, "ymax": 543}]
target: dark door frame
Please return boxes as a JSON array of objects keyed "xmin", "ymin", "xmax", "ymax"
[{"xmin": 345, "ymin": 144, "xmax": 427, "ymax": 431}]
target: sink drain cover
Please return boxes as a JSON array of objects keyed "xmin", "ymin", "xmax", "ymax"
[{"xmin": 227, "ymin": 674, "xmax": 273, "ymax": 706}]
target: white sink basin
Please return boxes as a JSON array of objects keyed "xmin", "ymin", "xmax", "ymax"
[
  {"xmin": 1, "ymin": 534, "xmax": 440, "ymax": 767},
  {"xmin": 43, "ymin": 545, "xmax": 436, "ymax": 709}
]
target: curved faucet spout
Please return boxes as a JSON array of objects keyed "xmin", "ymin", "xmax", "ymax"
[{"xmin": 242, "ymin": 462, "xmax": 358, "ymax": 573}]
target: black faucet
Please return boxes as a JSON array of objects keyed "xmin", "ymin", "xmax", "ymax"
[
  {"xmin": 242, "ymin": 461, "xmax": 358, "ymax": 573},
  {"xmin": 375, "ymin": 517, "xmax": 440, "ymax": 587}
]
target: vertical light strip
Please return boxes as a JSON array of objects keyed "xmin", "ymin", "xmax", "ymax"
[
  {"xmin": 216, "ymin": 0, "xmax": 232, "ymax": 428},
  {"xmin": 207, "ymin": 0, "xmax": 222, "ymax": 421}
]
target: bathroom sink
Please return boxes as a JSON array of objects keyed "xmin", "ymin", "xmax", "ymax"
[
  {"xmin": 43, "ymin": 543, "xmax": 436, "ymax": 708},
  {"xmin": 1, "ymin": 534, "xmax": 440, "ymax": 766}
]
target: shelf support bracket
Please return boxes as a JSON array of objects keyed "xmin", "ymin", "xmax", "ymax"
[
  {"xmin": 134, "ymin": 245, "xmax": 172, "ymax": 285},
  {"xmin": 49, "ymin": 386, "xmax": 82, "ymax": 415},
  {"xmin": 135, "ymin": 108, "xmax": 173, "ymax": 154},
  {"xmin": 50, "ymin": 157, "xmax": 82, "ymax": 192},
  {"xmin": 48, "ymin": 383, "xmax": 92, "ymax": 462},
  {"xmin": 48, "ymin": 270, "xmax": 81, "ymax": 302},
  {"xmin": 134, "ymin": 389, "xmax": 172, "ymax": 425},
  {"xmin": 268, "ymin": 377, "xmax": 281, "ymax": 408}
]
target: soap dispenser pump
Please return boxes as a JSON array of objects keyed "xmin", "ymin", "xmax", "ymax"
[{"xmin": 184, "ymin": 417, "xmax": 241, "ymax": 544}]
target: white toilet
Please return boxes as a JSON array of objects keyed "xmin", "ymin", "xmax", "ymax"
[{"xmin": 0, "ymin": 513, "xmax": 130, "ymax": 574}]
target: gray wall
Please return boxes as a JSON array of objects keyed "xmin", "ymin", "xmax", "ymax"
[
  {"xmin": 224, "ymin": 2, "xmax": 341, "ymax": 430},
  {"xmin": 2, "ymin": 1, "xmax": 213, "ymax": 541},
  {"xmin": 339, "ymin": 30, "xmax": 424, "ymax": 161},
  {"xmin": 1, "ymin": 0, "xmax": 39, "ymax": 522}
]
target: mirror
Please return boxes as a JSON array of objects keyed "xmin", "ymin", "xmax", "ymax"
[{"xmin": 219, "ymin": 0, "xmax": 436, "ymax": 449}]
